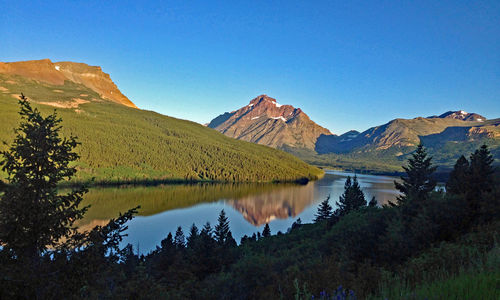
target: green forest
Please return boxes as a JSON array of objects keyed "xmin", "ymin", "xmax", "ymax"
[
  {"xmin": 0, "ymin": 96, "xmax": 498, "ymax": 299},
  {"xmin": 0, "ymin": 76, "xmax": 322, "ymax": 183}
]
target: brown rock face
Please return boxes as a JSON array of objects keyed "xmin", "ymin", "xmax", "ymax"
[
  {"xmin": 208, "ymin": 95, "xmax": 332, "ymax": 149},
  {"xmin": 0, "ymin": 59, "xmax": 136, "ymax": 108}
]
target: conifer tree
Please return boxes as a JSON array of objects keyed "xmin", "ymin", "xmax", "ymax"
[
  {"xmin": 446, "ymin": 155, "xmax": 470, "ymax": 195},
  {"xmin": 200, "ymin": 222, "xmax": 212, "ymax": 238},
  {"xmin": 214, "ymin": 210, "xmax": 230, "ymax": 245},
  {"xmin": 262, "ymin": 223, "xmax": 271, "ymax": 237},
  {"xmin": 225, "ymin": 231, "xmax": 237, "ymax": 247},
  {"xmin": 187, "ymin": 223, "xmax": 199, "ymax": 248},
  {"xmin": 467, "ymin": 145, "xmax": 495, "ymax": 220},
  {"xmin": 174, "ymin": 226, "xmax": 185, "ymax": 249},
  {"xmin": 161, "ymin": 232, "xmax": 174, "ymax": 250},
  {"xmin": 336, "ymin": 176, "xmax": 367, "ymax": 216},
  {"xmin": 314, "ymin": 195, "xmax": 333, "ymax": 222},
  {"xmin": 469, "ymin": 144, "xmax": 494, "ymax": 196},
  {"xmin": 393, "ymin": 144, "xmax": 436, "ymax": 206},
  {"xmin": 369, "ymin": 196, "xmax": 378, "ymax": 207},
  {"xmin": 0, "ymin": 95, "xmax": 88, "ymax": 260}
]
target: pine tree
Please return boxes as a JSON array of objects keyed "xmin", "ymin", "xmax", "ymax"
[
  {"xmin": 214, "ymin": 210, "xmax": 230, "ymax": 245},
  {"xmin": 314, "ymin": 195, "xmax": 333, "ymax": 222},
  {"xmin": 0, "ymin": 95, "xmax": 88, "ymax": 260},
  {"xmin": 161, "ymin": 232, "xmax": 174, "ymax": 250},
  {"xmin": 174, "ymin": 226, "xmax": 185, "ymax": 249},
  {"xmin": 336, "ymin": 175, "xmax": 367, "ymax": 216},
  {"xmin": 467, "ymin": 145, "xmax": 495, "ymax": 220},
  {"xmin": 369, "ymin": 196, "xmax": 378, "ymax": 207},
  {"xmin": 0, "ymin": 95, "xmax": 90, "ymax": 296},
  {"xmin": 200, "ymin": 222, "xmax": 212, "ymax": 238},
  {"xmin": 187, "ymin": 223, "xmax": 199, "ymax": 248},
  {"xmin": 262, "ymin": 223, "xmax": 271, "ymax": 237},
  {"xmin": 446, "ymin": 155, "xmax": 470, "ymax": 195},
  {"xmin": 394, "ymin": 144, "xmax": 437, "ymax": 206},
  {"xmin": 469, "ymin": 144, "xmax": 494, "ymax": 195},
  {"xmin": 225, "ymin": 231, "xmax": 237, "ymax": 247}
]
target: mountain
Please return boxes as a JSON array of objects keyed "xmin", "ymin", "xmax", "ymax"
[
  {"xmin": 208, "ymin": 94, "xmax": 499, "ymax": 172},
  {"xmin": 208, "ymin": 95, "xmax": 332, "ymax": 150},
  {"xmin": 0, "ymin": 60, "xmax": 322, "ymax": 183},
  {"xmin": 430, "ymin": 110, "xmax": 486, "ymax": 122},
  {"xmin": 0, "ymin": 59, "xmax": 136, "ymax": 108},
  {"xmin": 316, "ymin": 116, "xmax": 499, "ymax": 154},
  {"xmin": 312, "ymin": 113, "xmax": 500, "ymax": 172}
]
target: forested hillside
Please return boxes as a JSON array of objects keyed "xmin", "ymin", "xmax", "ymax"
[{"xmin": 0, "ymin": 74, "xmax": 321, "ymax": 183}]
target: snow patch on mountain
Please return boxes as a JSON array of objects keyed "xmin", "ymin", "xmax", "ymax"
[{"xmin": 271, "ymin": 116, "xmax": 287, "ymax": 122}]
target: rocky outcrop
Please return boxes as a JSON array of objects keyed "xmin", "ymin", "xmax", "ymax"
[{"xmin": 0, "ymin": 59, "xmax": 136, "ymax": 108}]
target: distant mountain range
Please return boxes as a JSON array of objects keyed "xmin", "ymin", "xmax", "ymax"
[
  {"xmin": 0, "ymin": 59, "xmax": 321, "ymax": 183},
  {"xmin": 209, "ymin": 97, "xmax": 499, "ymax": 172}
]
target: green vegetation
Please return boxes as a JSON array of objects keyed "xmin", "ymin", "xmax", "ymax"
[
  {"xmin": 0, "ymin": 75, "xmax": 322, "ymax": 183},
  {"xmin": 0, "ymin": 81, "xmax": 498, "ymax": 299},
  {"xmin": 284, "ymin": 133, "xmax": 500, "ymax": 175}
]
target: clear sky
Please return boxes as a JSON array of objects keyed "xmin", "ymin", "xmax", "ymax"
[{"xmin": 1, "ymin": 0, "xmax": 499, "ymax": 134}]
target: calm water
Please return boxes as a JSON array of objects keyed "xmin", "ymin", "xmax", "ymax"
[{"xmin": 77, "ymin": 170, "xmax": 400, "ymax": 253}]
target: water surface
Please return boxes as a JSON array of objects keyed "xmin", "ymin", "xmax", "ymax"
[{"xmin": 78, "ymin": 170, "xmax": 400, "ymax": 253}]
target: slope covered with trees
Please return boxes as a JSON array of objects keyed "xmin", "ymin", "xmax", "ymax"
[{"xmin": 0, "ymin": 74, "xmax": 322, "ymax": 183}]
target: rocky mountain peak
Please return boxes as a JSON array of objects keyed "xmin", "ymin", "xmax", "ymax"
[
  {"xmin": 208, "ymin": 95, "xmax": 332, "ymax": 149},
  {"xmin": 431, "ymin": 110, "xmax": 486, "ymax": 122}
]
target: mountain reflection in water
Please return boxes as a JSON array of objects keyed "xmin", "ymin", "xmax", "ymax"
[{"xmin": 76, "ymin": 170, "xmax": 400, "ymax": 252}]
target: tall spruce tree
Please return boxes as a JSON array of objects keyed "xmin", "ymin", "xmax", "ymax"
[
  {"xmin": 174, "ymin": 226, "xmax": 185, "ymax": 249},
  {"xmin": 0, "ymin": 95, "xmax": 88, "ymax": 263},
  {"xmin": 336, "ymin": 176, "xmax": 367, "ymax": 216},
  {"xmin": 214, "ymin": 210, "xmax": 230, "ymax": 245},
  {"xmin": 187, "ymin": 223, "xmax": 199, "ymax": 248},
  {"xmin": 394, "ymin": 144, "xmax": 436, "ymax": 206},
  {"xmin": 446, "ymin": 155, "xmax": 470, "ymax": 195},
  {"xmin": 467, "ymin": 145, "xmax": 495, "ymax": 220},
  {"xmin": 469, "ymin": 144, "xmax": 494, "ymax": 196},
  {"xmin": 262, "ymin": 223, "xmax": 271, "ymax": 237},
  {"xmin": 314, "ymin": 195, "xmax": 333, "ymax": 222}
]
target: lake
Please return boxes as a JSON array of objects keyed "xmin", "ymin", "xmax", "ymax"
[{"xmin": 77, "ymin": 170, "xmax": 400, "ymax": 253}]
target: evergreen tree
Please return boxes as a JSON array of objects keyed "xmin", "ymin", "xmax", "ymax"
[
  {"xmin": 446, "ymin": 155, "xmax": 470, "ymax": 195},
  {"xmin": 174, "ymin": 226, "xmax": 185, "ymax": 249},
  {"xmin": 467, "ymin": 145, "xmax": 495, "ymax": 220},
  {"xmin": 187, "ymin": 223, "xmax": 199, "ymax": 248},
  {"xmin": 469, "ymin": 144, "xmax": 494, "ymax": 195},
  {"xmin": 314, "ymin": 195, "xmax": 333, "ymax": 222},
  {"xmin": 0, "ymin": 95, "xmax": 89, "ymax": 296},
  {"xmin": 0, "ymin": 95, "xmax": 88, "ymax": 259},
  {"xmin": 262, "ymin": 223, "xmax": 271, "ymax": 237},
  {"xmin": 200, "ymin": 222, "xmax": 212, "ymax": 238},
  {"xmin": 214, "ymin": 210, "xmax": 230, "ymax": 245},
  {"xmin": 336, "ymin": 176, "xmax": 367, "ymax": 216},
  {"xmin": 394, "ymin": 144, "xmax": 437, "ymax": 206},
  {"xmin": 161, "ymin": 232, "xmax": 174, "ymax": 250},
  {"xmin": 225, "ymin": 231, "xmax": 237, "ymax": 247},
  {"xmin": 369, "ymin": 196, "xmax": 378, "ymax": 207}
]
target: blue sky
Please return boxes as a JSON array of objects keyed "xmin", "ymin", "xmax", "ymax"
[{"xmin": 1, "ymin": 0, "xmax": 499, "ymax": 133}]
